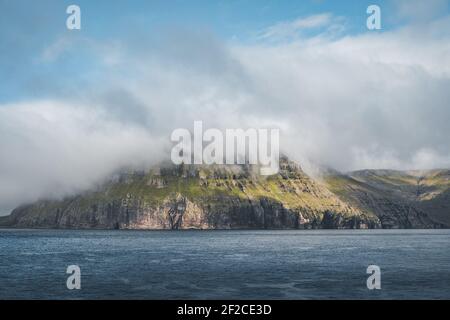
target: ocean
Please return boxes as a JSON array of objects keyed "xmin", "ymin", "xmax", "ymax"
[{"xmin": 0, "ymin": 229, "xmax": 449, "ymax": 299}]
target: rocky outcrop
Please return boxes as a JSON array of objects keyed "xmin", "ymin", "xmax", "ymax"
[
  {"xmin": 322, "ymin": 170, "xmax": 449, "ymax": 229},
  {"xmin": 0, "ymin": 159, "xmax": 381, "ymax": 230},
  {"xmin": 1, "ymin": 160, "xmax": 446, "ymax": 230},
  {"xmin": 0, "ymin": 193, "xmax": 379, "ymax": 230}
]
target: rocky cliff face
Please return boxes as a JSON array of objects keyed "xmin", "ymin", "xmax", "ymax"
[
  {"xmin": 0, "ymin": 159, "xmax": 379, "ymax": 230},
  {"xmin": 1, "ymin": 160, "xmax": 447, "ymax": 230},
  {"xmin": 323, "ymin": 169, "xmax": 449, "ymax": 229}
]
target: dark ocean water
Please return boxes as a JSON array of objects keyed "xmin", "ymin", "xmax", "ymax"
[{"xmin": 0, "ymin": 229, "xmax": 449, "ymax": 299}]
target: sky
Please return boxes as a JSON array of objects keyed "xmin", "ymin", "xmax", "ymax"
[{"xmin": 1, "ymin": 0, "xmax": 450, "ymax": 215}]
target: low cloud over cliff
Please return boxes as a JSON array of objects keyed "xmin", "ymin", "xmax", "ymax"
[{"xmin": 1, "ymin": 0, "xmax": 450, "ymax": 214}]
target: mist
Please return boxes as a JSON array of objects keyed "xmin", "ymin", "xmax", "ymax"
[{"xmin": 1, "ymin": 3, "xmax": 450, "ymax": 215}]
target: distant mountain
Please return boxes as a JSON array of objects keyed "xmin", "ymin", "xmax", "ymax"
[
  {"xmin": 0, "ymin": 158, "xmax": 448, "ymax": 229},
  {"xmin": 322, "ymin": 169, "xmax": 449, "ymax": 228}
]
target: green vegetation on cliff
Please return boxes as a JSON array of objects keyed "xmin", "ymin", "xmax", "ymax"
[
  {"xmin": 0, "ymin": 159, "xmax": 379, "ymax": 229},
  {"xmin": 322, "ymin": 169, "xmax": 449, "ymax": 228},
  {"xmin": 1, "ymin": 159, "xmax": 447, "ymax": 230}
]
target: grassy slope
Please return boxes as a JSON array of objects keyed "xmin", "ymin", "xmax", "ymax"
[
  {"xmin": 1, "ymin": 162, "xmax": 375, "ymax": 228},
  {"xmin": 323, "ymin": 169, "xmax": 450, "ymax": 226},
  {"xmin": 82, "ymin": 168, "xmax": 360, "ymax": 218}
]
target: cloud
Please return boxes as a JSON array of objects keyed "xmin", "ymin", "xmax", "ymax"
[
  {"xmin": 235, "ymin": 26, "xmax": 450, "ymax": 171},
  {"xmin": 0, "ymin": 101, "xmax": 168, "ymax": 214},
  {"xmin": 393, "ymin": 0, "xmax": 449, "ymax": 22},
  {"xmin": 1, "ymin": 9, "xmax": 450, "ymax": 214},
  {"xmin": 258, "ymin": 13, "xmax": 346, "ymax": 41}
]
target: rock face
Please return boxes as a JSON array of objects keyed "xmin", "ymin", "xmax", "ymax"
[
  {"xmin": 0, "ymin": 160, "xmax": 447, "ymax": 230},
  {"xmin": 323, "ymin": 169, "xmax": 449, "ymax": 229},
  {"xmin": 0, "ymin": 159, "xmax": 379, "ymax": 230}
]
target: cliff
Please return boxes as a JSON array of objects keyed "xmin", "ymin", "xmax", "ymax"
[
  {"xmin": 323, "ymin": 169, "xmax": 449, "ymax": 228},
  {"xmin": 0, "ymin": 159, "xmax": 378, "ymax": 229},
  {"xmin": 0, "ymin": 159, "xmax": 447, "ymax": 229}
]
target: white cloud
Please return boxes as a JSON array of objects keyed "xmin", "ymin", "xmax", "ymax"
[
  {"xmin": 258, "ymin": 13, "xmax": 345, "ymax": 41},
  {"xmin": 393, "ymin": 0, "xmax": 449, "ymax": 22},
  {"xmin": 1, "ymin": 11, "xmax": 450, "ymax": 214},
  {"xmin": 0, "ymin": 101, "xmax": 167, "ymax": 214}
]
